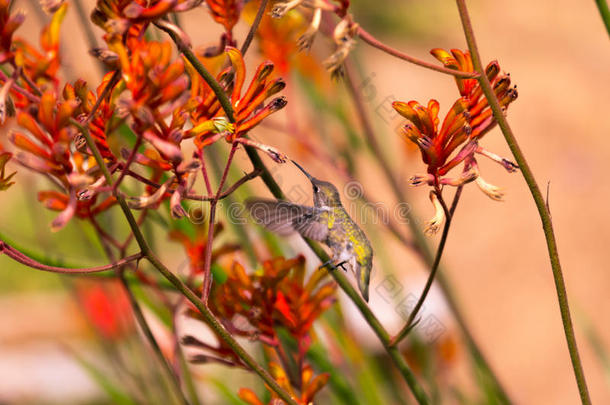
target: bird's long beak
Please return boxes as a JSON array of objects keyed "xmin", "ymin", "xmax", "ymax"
[{"xmin": 291, "ymin": 160, "xmax": 314, "ymax": 181}]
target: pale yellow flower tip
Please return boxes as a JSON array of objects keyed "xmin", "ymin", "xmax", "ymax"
[
  {"xmin": 424, "ymin": 191, "xmax": 445, "ymax": 235},
  {"xmin": 476, "ymin": 176, "xmax": 504, "ymax": 201}
]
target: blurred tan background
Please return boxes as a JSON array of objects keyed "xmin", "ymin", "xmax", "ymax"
[{"xmin": 1, "ymin": 0, "xmax": 609, "ymax": 404}]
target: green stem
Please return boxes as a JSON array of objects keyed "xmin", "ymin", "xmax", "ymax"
[
  {"xmin": 455, "ymin": 2, "xmax": 591, "ymax": 404},
  {"xmin": 74, "ymin": 125, "xmax": 300, "ymax": 405},
  {"xmin": 160, "ymin": 26, "xmax": 430, "ymax": 405},
  {"xmin": 391, "ymin": 188, "xmax": 461, "ymax": 346},
  {"xmin": 595, "ymin": 0, "xmax": 610, "ymax": 37},
  {"xmin": 325, "ymin": 256, "xmax": 430, "ymax": 404},
  {"xmin": 240, "ymin": 0, "xmax": 269, "ymax": 55}
]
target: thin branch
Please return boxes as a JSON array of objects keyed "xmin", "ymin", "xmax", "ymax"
[
  {"xmin": 203, "ymin": 168, "xmax": 261, "ymax": 199},
  {"xmin": 455, "ymin": 1, "xmax": 591, "ymax": 404},
  {"xmin": 240, "ymin": 0, "xmax": 269, "ymax": 55},
  {"xmin": 113, "ymin": 135, "xmax": 143, "ymax": 192},
  {"xmin": 117, "ymin": 167, "xmax": 260, "ymax": 201},
  {"xmin": 390, "ymin": 187, "xmax": 462, "ymax": 346},
  {"xmin": 0, "ymin": 70, "xmax": 40, "ymax": 103},
  {"xmin": 197, "ymin": 152, "xmax": 213, "ymax": 196},
  {"xmin": 0, "ymin": 240, "xmax": 142, "ymax": 274},
  {"xmin": 357, "ymin": 27, "xmax": 479, "ymax": 79}
]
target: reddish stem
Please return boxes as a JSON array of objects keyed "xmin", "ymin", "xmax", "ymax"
[
  {"xmin": 198, "ymin": 151, "xmax": 213, "ymax": 196},
  {"xmin": 0, "ymin": 240, "xmax": 143, "ymax": 274},
  {"xmin": 113, "ymin": 135, "xmax": 143, "ymax": 193},
  {"xmin": 357, "ymin": 27, "xmax": 479, "ymax": 79},
  {"xmin": 0, "ymin": 70, "xmax": 40, "ymax": 103}
]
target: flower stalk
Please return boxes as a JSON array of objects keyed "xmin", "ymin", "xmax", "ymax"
[
  {"xmin": 390, "ymin": 187, "xmax": 462, "ymax": 346},
  {"xmin": 455, "ymin": 1, "xmax": 591, "ymax": 403}
]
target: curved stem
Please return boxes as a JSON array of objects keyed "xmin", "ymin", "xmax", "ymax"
[
  {"xmin": 390, "ymin": 187, "xmax": 462, "ymax": 346},
  {"xmin": 595, "ymin": 0, "xmax": 610, "ymax": 37},
  {"xmin": 357, "ymin": 27, "xmax": 478, "ymax": 79},
  {"xmin": 455, "ymin": 1, "xmax": 591, "ymax": 404},
  {"xmin": 0, "ymin": 241, "xmax": 143, "ymax": 274}
]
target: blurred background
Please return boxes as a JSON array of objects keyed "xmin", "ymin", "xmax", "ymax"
[{"xmin": 1, "ymin": 0, "xmax": 609, "ymax": 404}]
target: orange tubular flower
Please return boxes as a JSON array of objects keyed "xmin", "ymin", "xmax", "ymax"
[
  {"xmin": 239, "ymin": 363, "xmax": 330, "ymax": 405},
  {"xmin": 10, "ymin": 89, "xmax": 115, "ymax": 230},
  {"xmin": 205, "ymin": 0, "xmax": 243, "ymax": 46},
  {"xmin": 431, "ymin": 48, "xmax": 518, "ymax": 144},
  {"xmin": 208, "ymin": 255, "xmax": 336, "ymax": 347},
  {"xmin": 65, "ymin": 75, "xmax": 116, "ymax": 160},
  {"xmin": 92, "ymin": 0, "xmax": 199, "ymax": 37},
  {"xmin": 187, "ymin": 47, "xmax": 288, "ymax": 161},
  {"xmin": 110, "ymin": 37, "xmax": 191, "ymax": 164},
  {"xmin": 393, "ymin": 48, "xmax": 519, "ymax": 233},
  {"xmin": 184, "ymin": 255, "xmax": 333, "ymax": 402},
  {"xmin": 393, "ymin": 98, "xmax": 474, "ymax": 182}
]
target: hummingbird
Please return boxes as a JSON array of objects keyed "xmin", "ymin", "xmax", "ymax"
[{"xmin": 246, "ymin": 161, "xmax": 373, "ymax": 302}]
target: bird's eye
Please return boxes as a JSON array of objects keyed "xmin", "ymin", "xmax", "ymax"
[{"xmin": 313, "ymin": 185, "xmax": 319, "ymax": 193}]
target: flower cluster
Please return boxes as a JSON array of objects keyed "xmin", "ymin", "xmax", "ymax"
[
  {"xmin": 203, "ymin": 0, "xmax": 243, "ymax": 54},
  {"xmin": 269, "ymin": 0, "xmax": 358, "ymax": 78},
  {"xmin": 182, "ymin": 254, "xmax": 334, "ymax": 403},
  {"xmin": 10, "ymin": 88, "xmax": 116, "ymax": 230},
  {"xmin": 1, "ymin": 0, "xmax": 290, "ymax": 228},
  {"xmin": 186, "ymin": 47, "xmax": 287, "ymax": 160},
  {"xmin": 209, "ymin": 255, "xmax": 335, "ymax": 346},
  {"xmin": 91, "ymin": 0, "xmax": 199, "ymax": 37},
  {"xmin": 393, "ymin": 48, "xmax": 518, "ymax": 233},
  {"xmin": 239, "ymin": 363, "xmax": 330, "ymax": 405}
]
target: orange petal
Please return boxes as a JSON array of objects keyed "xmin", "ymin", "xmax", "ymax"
[
  {"xmin": 10, "ymin": 132, "xmax": 51, "ymax": 159},
  {"xmin": 225, "ymin": 47, "xmax": 245, "ymax": 104},
  {"xmin": 237, "ymin": 389, "xmax": 264, "ymax": 405}
]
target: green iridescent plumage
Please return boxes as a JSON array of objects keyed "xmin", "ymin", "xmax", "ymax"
[{"xmin": 246, "ymin": 161, "xmax": 373, "ymax": 302}]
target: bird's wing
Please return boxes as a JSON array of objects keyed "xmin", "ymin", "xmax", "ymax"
[{"xmin": 245, "ymin": 199, "xmax": 329, "ymax": 241}]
